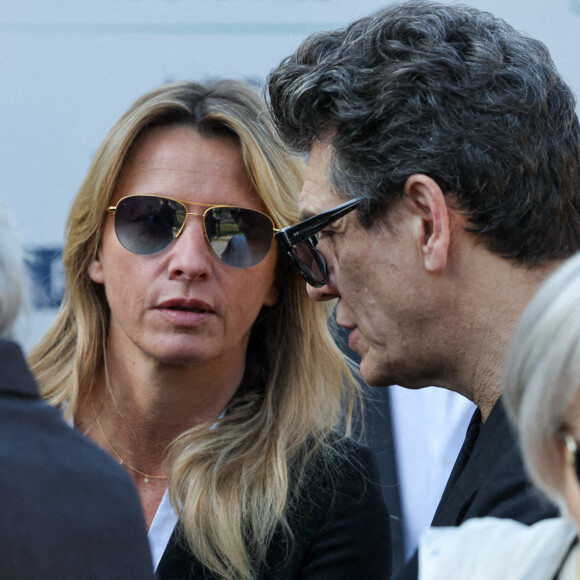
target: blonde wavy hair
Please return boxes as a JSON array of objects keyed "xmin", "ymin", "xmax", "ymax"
[{"xmin": 28, "ymin": 80, "xmax": 360, "ymax": 579}]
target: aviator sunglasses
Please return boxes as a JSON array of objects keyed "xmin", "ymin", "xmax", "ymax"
[
  {"xmin": 275, "ymin": 197, "xmax": 362, "ymax": 288},
  {"xmin": 107, "ymin": 195, "xmax": 277, "ymax": 268}
]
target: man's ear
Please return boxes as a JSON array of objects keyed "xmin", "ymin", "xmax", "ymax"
[
  {"xmin": 403, "ymin": 174, "xmax": 450, "ymax": 273},
  {"xmin": 88, "ymin": 253, "xmax": 105, "ymax": 284}
]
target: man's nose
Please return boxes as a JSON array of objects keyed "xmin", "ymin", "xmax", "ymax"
[{"xmin": 306, "ymin": 270, "xmax": 340, "ymax": 301}]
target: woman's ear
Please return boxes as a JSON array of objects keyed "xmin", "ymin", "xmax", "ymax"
[
  {"xmin": 88, "ymin": 253, "xmax": 105, "ymax": 284},
  {"xmin": 263, "ymin": 283, "xmax": 280, "ymax": 307},
  {"xmin": 403, "ymin": 174, "xmax": 450, "ymax": 273}
]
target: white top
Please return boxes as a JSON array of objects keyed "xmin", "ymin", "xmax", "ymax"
[
  {"xmin": 147, "ymin": 411, "xmax": 224, "ymax": 570},
  {"xmin": 419, "ymin": 516, "xmax": 578, "ymax": 580},
  {"xmin": 390, "ymin": 386, "xmax": 476, "ymax": 560},
  {"xmin": 148, "ymin": 490, "xmax": 179, "ymax": 572}
]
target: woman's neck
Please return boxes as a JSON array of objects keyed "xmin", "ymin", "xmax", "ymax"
[{"xmin": 75, "ymin": 344, "xmax": 245, "ymax": 481}]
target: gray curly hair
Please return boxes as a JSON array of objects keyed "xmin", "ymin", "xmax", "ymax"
[{"xmin": 266, "ymin": 0, "xmax": 580, "ymax": 264}]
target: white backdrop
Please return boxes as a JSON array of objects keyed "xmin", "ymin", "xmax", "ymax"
[{"xmin": 1, "ymin": 0, "xmax": 579, "ymax": 346}]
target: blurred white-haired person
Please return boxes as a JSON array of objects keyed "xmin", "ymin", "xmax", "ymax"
[
  {"xmin": 0, "ymin": 204, "xmax": 29, "ymax": 340},
  {"xmin": 0, "ymin": 203, "xmax": 154, "ymax": 579},
  {"xmin": 418, "ymin": 252, "xmax": 580, "ymax": 580}
]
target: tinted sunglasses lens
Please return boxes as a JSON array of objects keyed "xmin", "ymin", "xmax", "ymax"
[
  {"xmin": 114, "ymin": 196, "xmax": 186, "ymax": 255},
  {"xmin": 205, "ymin": 207, "xmax": 274, "ymax": 268},
  {"xmin": 292, "ymin": 239, "xmax": 327, "ymax": 287}
]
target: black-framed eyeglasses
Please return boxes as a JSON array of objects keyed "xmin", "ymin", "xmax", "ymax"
[
  {"xmin": 275, "ymin": 197, "xmax": 362, "ymax": 287},
  {"xmin": 107, "ymin": 194, "xmax": 278, "ymax": 268},
  {"xmin": 560, "ymin": 430, "xmax": 580, "ymax": 482}
]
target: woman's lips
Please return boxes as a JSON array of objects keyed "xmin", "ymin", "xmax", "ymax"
[{"xmin": 156, "ymin": 298, "xmax": 215, "ymax": 326}]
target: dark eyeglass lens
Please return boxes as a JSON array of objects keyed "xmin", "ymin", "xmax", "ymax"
[
  {"xmin": 206, "ymin": 207, "xmax": 273, "ymax": 268},
  {"xmin": 114, "ymin": 196, "xmax": 186, "ymax": 255},
  {"xmin": 292, "ymin": 239, "xmax": 326, "ymax": 285}
]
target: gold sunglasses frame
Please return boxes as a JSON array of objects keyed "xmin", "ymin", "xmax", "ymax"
[{"xmin": 106, "ymin": 194, "xmax": 280, "ymax": 251}]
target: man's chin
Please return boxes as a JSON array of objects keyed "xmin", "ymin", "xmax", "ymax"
[{"xmin": 358, "ymin": 357, "xmax": 388, "ymax": 387}]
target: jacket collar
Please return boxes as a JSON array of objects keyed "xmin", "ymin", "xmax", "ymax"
[{"xmin": 0, "ymin": 339, "xmax": 40, "ymax": 398}]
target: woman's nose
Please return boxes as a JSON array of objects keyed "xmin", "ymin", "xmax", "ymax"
[{"xmin": 167, "ymin": 217, "xmax": 214, "ymax": 281}]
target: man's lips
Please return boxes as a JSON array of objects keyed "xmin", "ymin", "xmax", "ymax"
[
  {"xmin": 347, "ymin": 328, "xmax": 359, "ymax": 353},
  {"xmin": 335, "ymin": 316, "xmax": 355, "ymax": 332},
  {"xmin": 336, "ymin": 321, "xmax": 359, "ymax": 353}
]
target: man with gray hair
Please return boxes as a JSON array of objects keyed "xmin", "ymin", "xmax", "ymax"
[
  {"xmin": 267, "ymin": 0, "xmax": 579, "ymax": 575},
  {"xmin": 0, "ymin": 205, "xmax": 155, "ymax": 579}
]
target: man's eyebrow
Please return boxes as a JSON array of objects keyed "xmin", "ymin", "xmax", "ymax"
[{"xmin": 298, "ymin": 208, "xmax": 317, "ymax": 222}]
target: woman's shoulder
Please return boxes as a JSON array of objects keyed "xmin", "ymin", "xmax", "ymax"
[
  {"xmin": 308, "ymin": 436, "xmax": 381, "ymax": 485},
  {"xmin": 269, "ymin": 437, "xmax": 391, "ymax": 579},
  {"xmin": 295, "ymin": 435, "xmax": 385, "ymax": 520}
]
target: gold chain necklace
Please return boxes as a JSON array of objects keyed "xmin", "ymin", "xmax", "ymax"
[{"xmin": 92, "ymin": 401, "xmax": 168, "ymax": 485}]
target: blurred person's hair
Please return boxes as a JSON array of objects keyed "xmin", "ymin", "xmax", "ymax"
[
  {"xmin": 0, "ymin": 204, "xmax": 30, "ymax": 340},
  {"xmin": 503, "ymin": 252, "xmax": 580, "ymax": 512}
]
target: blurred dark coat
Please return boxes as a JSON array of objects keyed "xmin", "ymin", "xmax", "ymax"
[{"xmin": 0, "ymin": 339, "xmax": 155, "ymax": 580}]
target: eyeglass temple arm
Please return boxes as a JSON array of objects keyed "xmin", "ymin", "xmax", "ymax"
[{"xmin": 279, "ymin": 198, "xmax": 362, "ymax": 246}]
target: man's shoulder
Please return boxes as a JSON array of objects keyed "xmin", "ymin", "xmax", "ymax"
[
  {"xmin": 395, "ymin": 401, "xmax": 559, "ymax": 580},
  {"xmin": 436, "ymin": 399, "xmax": 557, "ymax": 525}
]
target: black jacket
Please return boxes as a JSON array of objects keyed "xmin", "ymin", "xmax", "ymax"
[
  {"xmin": 394, "ymin": 399, "xmax": 558, "ymax": 579},
  {"xmin": 157, "ymin": 439, "xmax": 392, "ymax": 579}
]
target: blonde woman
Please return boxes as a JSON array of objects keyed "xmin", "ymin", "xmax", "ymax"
[{"xmin": 29, "ymin": 80, "xmax": 391, "ymax": 579}]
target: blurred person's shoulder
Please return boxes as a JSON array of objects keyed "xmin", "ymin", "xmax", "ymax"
[
  {"xmin": 0, "ymin": 339, "xmax": 154, "ymax": 580},
  {"xmin": 419, "ymin": 516, "xmax": 576, "ymax": 580}
]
